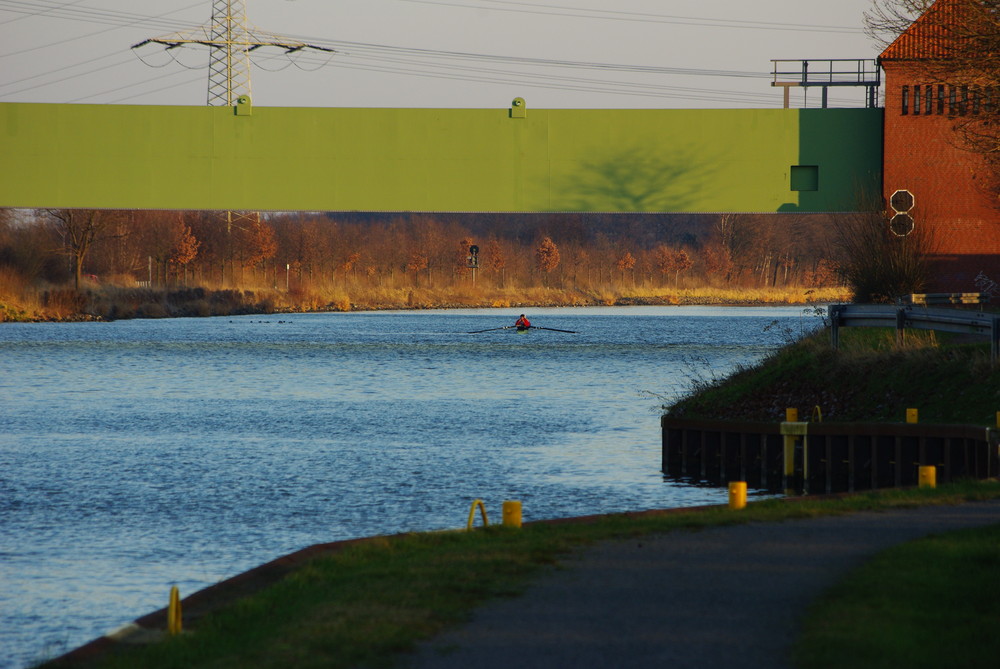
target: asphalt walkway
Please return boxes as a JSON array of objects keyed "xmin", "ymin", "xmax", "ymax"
[{"xmin": 404, "ymin": 500, "xmax": 1000, "ymax": 669}]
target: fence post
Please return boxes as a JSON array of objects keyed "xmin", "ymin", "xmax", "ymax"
[
  {"xmin": 992, "ymin": 317, "xmax": 1000, "ymax": 366},
  {"xmin": 829, "ymin": 304, "xmax": 841, "ymax": 350}
]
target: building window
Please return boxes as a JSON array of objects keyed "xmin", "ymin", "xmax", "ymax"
[
  {"xmin": 938, "ymin": 84, "xmax": 945, "ymax": 114},
  {"xmin": 949, "ymin": 86, "xmax": 957, "ymax": 115},
  {"xmin": 926, "ymin": 85, "xmax": 933, "ymax": 114},
  {"xmin": 914, "ymin": 85, "xmax": 921, "ymax": 114},
  {"xmin": 790, "ymin": 165, "xmax": 819, "ymax": 191},
  {"xmin": 902, "ymin": 85, "xmax": 909, "ymax": 115},
  {"xmin": 972, "ymin": 86, "xmax": 981, "ymax": 114},
  {"xmin": 985, "ymin": 86, "xmax": 993, "ymax": 114}
]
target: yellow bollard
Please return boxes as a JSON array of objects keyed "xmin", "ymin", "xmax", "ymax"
[
  {"xmin": 906, "ymin": 408, "xmax": 918, "ymax": 423},
  {"xmin": 167, "ymin": 585, "xmax": 182, "ymax": 636},
  {"xmin": 786, "ymin": 407, "xmax": 798, "ymax": 422},
  {"xmin": 728, "ymin": 481, "xmax": 747, "ymax": 510},
  {"xmin": 919, "ymin": 466, "xmax": 937, "ymax": 489},
  {"xmin": 502, "ymin": 500, "xmax": 522, "ymax": 528},
  {"xmin": 466, "ymin": 499, "xmax": 489, "ymax": 530},
  {"xmin": 996, "ymin": 411, "xmax": 1000, "ymax": 429}
]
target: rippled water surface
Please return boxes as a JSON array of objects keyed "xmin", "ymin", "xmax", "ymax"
[{"xmin": 0, "ymin": 306, "xmax": 820, "ymax": 668}]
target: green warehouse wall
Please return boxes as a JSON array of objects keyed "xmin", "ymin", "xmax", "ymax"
[{"xmin": 0, "ymin": 100, "xmax": 882, "ymax": 213}]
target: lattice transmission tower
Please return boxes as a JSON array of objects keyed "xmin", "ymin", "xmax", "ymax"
[{"xmin": 132, "ymin": 0, "xmax": 334, "ymax": 106}]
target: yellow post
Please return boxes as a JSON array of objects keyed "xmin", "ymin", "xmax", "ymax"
[
  {"xmin": 785, "ymin": 409, "xmax": 798, "ymax": 490},
  {"xmin": 783, "ymin": 435, "xmax": 795, "ymax": 479},
  {"xmin": 728, "ymin": 481, "xmax": 747, "ymax": 510},
  {"xmin": 996, "ymin": 411, "xmax": 1000, "ymax": 429},
  {"xmin": 906, "ymin": 408, "xmax": 918, "ymax": 423},
  {"xmin": 502, "ymin": 500, "xmax": 522, "ymax": 528},
  {"xmin": 167, "ymin": 585, "xmax": 182, "ymax": 636},
  {"xmin": 466, "ymin": 499, "xmax": 489, "ymax": 530},
  {"xmin": 919, "ymin": 465, "xmax": 937, "ymax": 489}
]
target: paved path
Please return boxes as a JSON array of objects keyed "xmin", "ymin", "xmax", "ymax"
[{"xmin": 405, "ymin": 500, "xmax": 1000, "ymax": 669}]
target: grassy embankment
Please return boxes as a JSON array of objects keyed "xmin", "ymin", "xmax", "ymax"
[
  {"xmin": 793, "ymin": 520, "xmax": 1000, "ymax": 669},
  {"xmin": 47, "ymin": 483, "xmax": 1000, "ymax": 669},
  {"xmin": 1, "ymin": 281, "xmax": 849, "ymax": 322},
  {"xmin": 42, "ymin": 320, "xmax": 1000, "ymax": 669},
  {"xmin": 666, "ymin": 326, "xmax": 1000, "ymax": 426}
]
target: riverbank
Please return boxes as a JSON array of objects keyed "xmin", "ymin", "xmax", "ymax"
[
  {"xmin": 0, "ymin": 283, "xmax": 849, "ymax": 322},
  {"xmin": 665, "ymin": 326, "xmax": 1000, "ymax": 426},
  {"xmin": 44, "ymin": 483, "xmax": 1000, "ymax": 669}
]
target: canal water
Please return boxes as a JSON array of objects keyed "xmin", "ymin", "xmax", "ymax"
[{"xmin": 0, "ymin": 305, "xmax": 822, "ymax": 668}]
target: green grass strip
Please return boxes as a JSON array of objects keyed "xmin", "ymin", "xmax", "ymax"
[
  {"xmin": 793, "ymin": 519, "xmax": 1000, "ymax": 669},
  {"xmin": 51, "ymin": 481, "xmax": 1000, "ymax": 669}
]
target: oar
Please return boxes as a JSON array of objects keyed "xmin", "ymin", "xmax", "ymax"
[
  {"xmin": 529, "ymin": 326, "xmax": 577, "ymax": 334},
  {"xmin": 467, "ymin": 326, "xmax": 513, "ymax": 334}
]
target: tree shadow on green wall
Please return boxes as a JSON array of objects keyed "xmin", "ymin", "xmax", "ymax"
[{"xmin": 551, "ymin": 144, "xmax": 717, "ymax": 213}]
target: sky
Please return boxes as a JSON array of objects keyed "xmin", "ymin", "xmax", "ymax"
[{"xmin": 0, "ymin": 0, "xmax": 886, "ymax": 110}]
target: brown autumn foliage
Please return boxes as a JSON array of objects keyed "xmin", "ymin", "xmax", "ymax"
[{"xmin": 0, "ymin": 209, "xmax": 851, "ymax": 319}]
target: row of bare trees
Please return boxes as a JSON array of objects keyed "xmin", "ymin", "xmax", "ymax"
[{"xmin": 0, "ymin": 208, "xmax": 850, "ymax": 293}]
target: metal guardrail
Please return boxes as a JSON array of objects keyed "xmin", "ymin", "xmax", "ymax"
[
  {"xmin": 828, "ymin": 303, "xmax": 1000, "ymax": 364},
  {"xmin": 901, "ymin": 292, "xmax": 989, "ymax": 306}
]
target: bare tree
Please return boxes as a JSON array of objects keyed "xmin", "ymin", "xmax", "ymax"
[
  {"xmin": 831, "ymin": 195, "xmax": 933, "ymax": 302},
  {"xmin": 486, "ymin": 237, "xmax": 507, "ymax": 287},
  {"xmin": 45, "ymin": 209, "xmax": 124, "ymax": 290}
]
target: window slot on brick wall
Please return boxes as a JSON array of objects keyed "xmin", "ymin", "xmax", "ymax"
[
  {"xmin": 914, "ymin": 85, "xmax": 921, "ymax": 114},
  {"xmin": 902, "ymin": 85, "xmax": 909, "ymax": 115},
  {"xmin": 925, "ymin": 85, "xmax": 933, "ymax": 114},
  {"xmin": 972, "ymin": 86, "xmax": 981, "ymax": 114},
  {"xmin": 938, "ymin": 85, "xmax": 945, "ymax": 114},
  {"xmin": 949, "ymin": 86, "xmax": 957, "ymax": 115}
]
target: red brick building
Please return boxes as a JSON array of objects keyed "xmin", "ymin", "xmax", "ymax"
[{"xmin": 880, "ymin": 0, "xmax": 1000, "ymax": 291}]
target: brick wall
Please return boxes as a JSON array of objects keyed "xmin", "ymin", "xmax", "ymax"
[{"xmin": 883, "ymin": 63, "xmax": 1000, "ymax": 291}]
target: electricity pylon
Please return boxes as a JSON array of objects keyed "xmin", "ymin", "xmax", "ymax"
[
  {"xmin": 132, "ymin": 0, "xmax": 334, "ymax": 106},
  {"xmin": 132, "ymin": 2, "xmax": 332, "ymax": 286}
]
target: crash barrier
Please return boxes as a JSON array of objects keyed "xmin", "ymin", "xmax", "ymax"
[
  {"xmin": 661, "ymin": 416, "xmax": 998, "ymax": 495},
  {"xmin": 828, "ymin": 303, "xmax": 1000, "ymax": 364},
  {"xmin": 900, "ymin": 293, "xmax": 990, "ymax": 306}
]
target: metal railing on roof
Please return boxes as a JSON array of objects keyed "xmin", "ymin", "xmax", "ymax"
[{"xmin": 771, "ymin": 59, "xmax": 881, "ymax": 108}]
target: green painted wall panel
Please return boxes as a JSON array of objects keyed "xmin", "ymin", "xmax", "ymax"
[{"xmin": 0, "ymin": 102, "xmax": 882, "ymax": 213}]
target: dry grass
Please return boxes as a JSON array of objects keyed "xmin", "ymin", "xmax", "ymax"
[{"xmin": 0, "ymin": 270, "xmax": 851, "ymax": 321}]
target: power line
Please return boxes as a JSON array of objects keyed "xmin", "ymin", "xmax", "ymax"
[
  {"xmin": 0, "ymin": 0, "xmax": 89, "ymax": 26},
  {"xmin": 0, "ymin": 1, "xmax": 870, "ymax": 107},
  {"xmin": 132, "ymin": 0, "xmax": 335, "ymax": 106},
  {"xmin": 391, "ymin": 0, "xmax": 866, "ymax": 34},
  {"xmin": 0, "ymin": 1, "xmax": 204, "ymax": 59}
]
